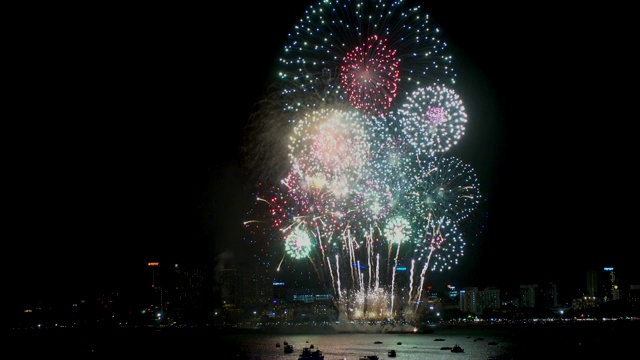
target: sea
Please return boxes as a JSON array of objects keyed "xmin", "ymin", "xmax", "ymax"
[{"xmin": 9, "ymin": 320, "xmax": 638, "ymax": 359}]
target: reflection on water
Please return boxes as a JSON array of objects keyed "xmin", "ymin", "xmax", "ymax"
[
  {"xmin": 9, "ymin": 321, "xmax": 639, "ymax": 359},
  {"xmin": 226, "ymin": 322, "xmax": 637, "ymax": 360},
  {"xmin": 233, "ymin": 331, "xmax": 505, "ymax": 359}
]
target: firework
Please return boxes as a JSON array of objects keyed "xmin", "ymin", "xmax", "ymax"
[
  {"xmin": 243, "ymin": 0, "xmax": 484, "ymax": 325},
  {"xmin": 398, "ymin": 85, "xmax": 467, "ymax": 155},
  {"xmin": 358, "ymin": 113, "xmax": 413, "ymax": 222},
  {"xmin": 403, "ymin": 154, "xmax": 482, "ymax": 227},
  {"xmin": 276, "ymin": 0, "xmax": 456, "ymax": 117},
  {"xmin": 288, "ymin": 106, "xmax": 371, "ymax": 199}
]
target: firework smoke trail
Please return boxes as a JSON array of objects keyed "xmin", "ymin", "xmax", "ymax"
[
  {"xmin": 382, "ymin": 213, "xmax": 412, "ymax": 314},
  {"xmin": 390, "ymin": 243, "xmax": 401, "ymax": 318},
  {"xmin": 414, "ymin": 228, "xmax": 443, "ymax": 309},
  {"xmin": 414, "ymin": 231, "xmax": 438, "ymax": 310},
  {"xmin": 314, "ymin": 225, "xmax": 328, "ymax": 268},
  {"xmin": 346, "ymin": 228, "xmax": 358, "ymax": 290},
  {"xmin": 357, "ymin": 260, "xmax": 363, "ymax": 293},
  {"xmin": 327, "ymin": 256, "xmax": 337, "ymax": 296},
  {"xmin": 408, "ymin": 259, "xmax": 416, "ymax": 307},
  {"xmin": 366, "ymin": 234, "xmax": 373, "ymax": 290},
  {"xmin": 375, "ymin": 252, "xmax": 380, "ymax": 291},
  {"xmin": 335, "ymin": 254, "xmax": 342, "ymax": 301}
]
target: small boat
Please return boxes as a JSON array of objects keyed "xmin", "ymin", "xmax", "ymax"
[
  {"xmin": 396, "ymin": 342, "xmax": 402, "ymax": 345},
  {"xmin": 451, "ymin": 344, "xmax": 464, "ymax": 353},
  {"xmin": 298, "ymin": 347, "xmax": 324, "ymax": 360},
  {"xmin": 440, "ymin": 346, "xmax": 452, "ymax": 350},
  {"xmin": 387, "ymin": 349, "xmax": 397, "ymax": 357},
  {"xmin": 433, "ymin": 338, "xmax": 446, "ymax": 341},
  {"xmin": 284, "ymin": 344, "xmax": 294, "ymax": 353},
  {"xmin": 488, "ymin": 340, "xmax": 498, "ymax": 345},
  {"xmin": 359, "ymin": 356, "xmax": 379, "ymax": 360},
  {"xmin": 276, "ymin": 343, "xmax": 281, "ymax": 347},
  {"xmin": 374, "ymin": 341, "xmax": 383, "ymax": 344}
]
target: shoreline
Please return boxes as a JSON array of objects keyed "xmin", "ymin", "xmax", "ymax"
[
  {"xmin": 8, "ymin": 320, "xmax": 639, "ymax": 356},
  {"xmin": 10, "ymin": 317, "xmax": 638, "ymax": 335}
]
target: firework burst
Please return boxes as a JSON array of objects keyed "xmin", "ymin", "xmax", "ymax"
[
  {"xmin": 398, "ymin": 85, "xmax": 467, "ymax": 155},
  {"xmin": 277, "ymin": 0, "xmax": 456, "ymax": 117},
  {"xmin": 243, "ymin": 0, "xmax": 484, "ymax": 325}
]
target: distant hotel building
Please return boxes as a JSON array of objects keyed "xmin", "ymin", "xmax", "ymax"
[{"xmin": 459, "ymin": 286, "xmax": 500, "ymax": 315}]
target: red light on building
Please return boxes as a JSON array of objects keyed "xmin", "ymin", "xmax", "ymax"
[{"xmin": 148, "ymin": 262, "xmax": 159, "ymax": 288}]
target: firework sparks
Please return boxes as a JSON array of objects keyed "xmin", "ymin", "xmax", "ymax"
[
  {"xmin": 244, "ymin": 0, "xmax": 484, "ymax": 325},
  {"xmin": 277, "ymin": 0, "xmax": 456, "ymax": 117}
]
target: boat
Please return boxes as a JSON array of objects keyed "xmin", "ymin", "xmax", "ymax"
[
  {"xmin": 359, "ymin": 356, "xmax": 379, "ymax": 360},
  {"xmin": 276, "ymin": 343, "xmax": 281, "ymax": 347},
  {"xmin": 284, "ymin": 344, "xmax": 294, "ymax": 353},
  {"xmin": 488, "ymin": 340, "xmax": 498, "ymax": 345},
  {"xmin": 374, "ymin": 341, "xmax": 383, "ymax": 344},
  {"xmin": 433, "ymin": 338, "xmax": 446, "ymax": 341},
  {"xmin": 440, "ymin": 346, "xmax": 452, "ymax": 350},
  {"xmin": 451, "ymin": 344, "xmax": 464, "ymax": 353},
  {"xmin": 387, "ymin": 349, "xmax": 396, "ymax": 357},
  {"xmin": 298, "ymin": 347, "xmax": 324, "ymax": 360}
]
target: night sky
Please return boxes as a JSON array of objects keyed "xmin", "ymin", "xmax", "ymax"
[{"xmin": 8, "ymin": 2, "xmax": 637, "ymax": 307}]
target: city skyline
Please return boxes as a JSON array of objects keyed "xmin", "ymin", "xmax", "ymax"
[{"xmin": 9, "ymin": 256, "xmax": 637, "ymax": 332}]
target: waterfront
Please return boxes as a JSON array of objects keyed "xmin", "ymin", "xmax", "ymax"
[
  {"xmin": 220, "ymin": 321, "xmax": 638, "ymax": 359},
  {"xmin": 10, "ymin": 320, "xmax": 638, "ymax": 358}
]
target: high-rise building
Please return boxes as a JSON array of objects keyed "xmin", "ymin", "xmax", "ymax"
[
  {"xmin": 478, "ymin": 287, "xmax": 501, "ymax": 313},
  {"xmin": 459, "ymin": 287, "xmax": 479, "ymax": 314},
  {"xmin": 586, "ymin": 270, "xmax": 599, "ymax": 297},
  {"xmin": 586, "ymin": 267, "xmax": 617, "ymax": 302},
  {"xmin": 537, "ymin": 282, "xmax": 558, "ymax": 308},
  {"xmin": 605, "ymin": 267, "xmax": 619, "ymax": 301},
  {"xmin": 168, "ymin": 262, "xmax": 213, "ymax": 325},
  {"xmin": 519, "ymin": 284, "xmax": 538, "ymax": 308}
]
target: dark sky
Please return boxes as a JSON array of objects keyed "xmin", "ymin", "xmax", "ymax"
[{"xmin": 8, "ymin": 2, "xmax": 637, "ymax": 306}]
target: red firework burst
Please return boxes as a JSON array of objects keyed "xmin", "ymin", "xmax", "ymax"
[{"xmin": 340, "ymin": 35, "xmax": 399, "ymax": 116}]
